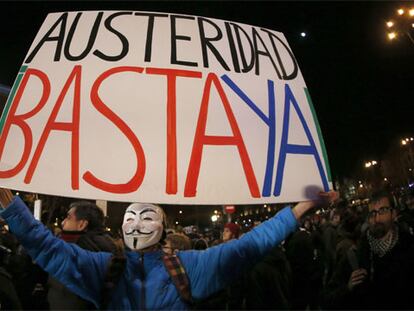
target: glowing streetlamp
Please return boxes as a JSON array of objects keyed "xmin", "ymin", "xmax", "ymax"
[
  {"xmin": 385, "ymin": 8, "xmax": 414, "ymax": 45},
  {"xmin": 388, "ymin": 32, "xmax": 397, "ymax": 40},
  {"xmin": 365, "ymin": 160, "xmax": 378, "ymax": 168}
]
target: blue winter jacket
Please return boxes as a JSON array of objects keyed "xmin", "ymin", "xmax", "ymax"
[{"xmin": 0, "ymin": 196, "xmax": 298, "ymax": 310}]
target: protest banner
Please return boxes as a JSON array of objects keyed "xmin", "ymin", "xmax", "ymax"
[{"xmin": 0, "ymin": 11, "xmax": 332, "ymax": 204}]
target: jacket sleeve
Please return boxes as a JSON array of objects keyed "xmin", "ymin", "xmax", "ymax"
[
  {"xmin": 178, "ymin": 206, "xmax": 298, "ymax": 300},
  {"xmin": 0, "ymin": 196, "xmax": 111, "ymax": 308}
]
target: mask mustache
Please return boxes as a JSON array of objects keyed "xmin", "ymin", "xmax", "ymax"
[{"xmin": 124, "ymin": 228, "xmax": 153, "ymax": 235}]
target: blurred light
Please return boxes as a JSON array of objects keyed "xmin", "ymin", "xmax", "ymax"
[
  {"xmin": 175, "ymin": 221, "xmax": 179, "ymax": 225},
  {"xmin": 388, "ymin": 32, "xmax": 397, "ymax": 40},
  {"xmin": 179, "ymin": 210, "xmax": 183, "ymax": 214},
  {"xmin": 264, "ymin": 204, "xmax": 267, "ymax": 208},
  {"xmin": 365, "ymin": 162, "xmax": 372, "ymax": 168},
  {"xmin": 359, "ymin": 180, "xmax": 362, "ymax": 183},
  {"xmin": 398, "ymin": 8, "xmax": 405, "ymax": 15},
  {"xmin": 300, "ymin": 32, "xmax": 307, "ymax": 37},
  {"xmin": 352, "ymin": 200, "xmax": 355, "ymax": 204},
  {"xmin": 412, "ymin": 23, "xmax": 414, "ymax": 28},
  {"xmin": 214, "ymin": 210, "xmax": 218, "ymax": 214},
  {"xmin": 248, "ymin": 219, "xmax": 251, "ymax": 222},
  {"xmin": 386, "ymin": 21, "xmax": 394, "ymax": 28},
  {"xmin": 402, "ymin": 140, "xmax": 407, "ymax": 145},
  {"xmin": 359, "ymin": 184, "xmax": 364, "ymax": 188},
  {"xmin": 16, "ymin": 192, "xmax": 20, "ymax": 196},
  {"xmin": 372, "ymin": 160, "xmax": 377, "ymax": 165},
  {"xmin": 211, "ymin": 215, "xmax": 218, "ymax": 222},
  {"xmin": 384, "ymin": 177, "xmax": 388, "ymax": 181},
  {"xmin": 409, "ymin": 9, "xmax": 414, "ymax": 16},
  {"xmin": 411, "ymin": 137, "xmax": 414, "ymax": 141}
]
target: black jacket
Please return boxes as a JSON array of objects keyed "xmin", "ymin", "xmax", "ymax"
[{"xmin": 324, "ymin": 227, "xmax": 414, "ymax": 309}]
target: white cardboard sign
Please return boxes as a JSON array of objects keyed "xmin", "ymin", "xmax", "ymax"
[{"xmin": 0, "ymin": 11, "xmax": 332, "ymax": 204}]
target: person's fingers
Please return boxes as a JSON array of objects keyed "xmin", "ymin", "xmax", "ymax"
[
  {"xmin": 351, "ymin": 270, "xmax": 367, "ymax": 278},
  {"xmin": 352, "ymin": 279, "xmax": 365, "ymax": 286},
  {"xmin": 351, "ymin": 274, "xmax": 366, "ymax": 282}
]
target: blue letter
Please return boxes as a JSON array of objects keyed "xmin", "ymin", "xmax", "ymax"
[
  {"xmin": 221, "ymin": 75, "xmax": 275, "ymax": 197},
  {"xmin": 274, "ymin": 84, "xmax": 329, "ymax": 196}
]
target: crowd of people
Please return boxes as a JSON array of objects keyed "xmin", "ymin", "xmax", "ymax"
[{"xmin": 0, "ymin": 186, "xmax": 413, "ymax": 310}]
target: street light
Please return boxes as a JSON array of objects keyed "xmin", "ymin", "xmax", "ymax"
[
  {"xmin": 401, "ymin": 137, "xmax": 414, "ymax": 145},
  {"xmin": 365, "ymin": 160, "xmax": 378, "ymax": 168},
  {"xmin": 385, "ymin": 7, "xmax": 414, "ymax": 45}
]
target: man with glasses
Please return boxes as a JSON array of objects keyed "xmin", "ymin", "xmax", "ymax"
[{"xmin": 324, "ymin": 190, "xmax": 414, "ymax": 309}]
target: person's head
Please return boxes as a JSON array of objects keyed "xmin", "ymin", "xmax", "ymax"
[
  {"xmin": 61, "ymin": 201, "xmax": 105, "ymax": 232},
  {"xmin": 223, "ymin": 223, "xmax": 241, "ymax": 242},
  {"xmin": 122, "ymin": 203, "xmax": 166, "ymax": 251},
  {"xmin": 162, "ymin": 234, "xmax": 191, "ymax": 255},
  {"xmin": 367, "ymin": 191, "xmax": 397, "ymax": 239},
  {"xmin": 193, "ymin": 238, "xmax": 209, "ymax": 250},
  {"xmin": 404, "ymin": 188, "xmax": 414, "ymax": 210},
  {"xmin": 330, "ymin": 209, "xmax": 341, "ymax": 227}
]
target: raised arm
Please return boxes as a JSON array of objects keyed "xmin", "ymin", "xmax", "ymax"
[
  {"xmin": 0, "ymin": 188, "xmax": 111, "ymax": 308},
  {"xmin": 180, "ymin": 191, "xmax": 338, "ymax": 300}
]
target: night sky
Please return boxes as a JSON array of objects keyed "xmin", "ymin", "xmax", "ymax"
[{"xmin": 0, "ymin": 1, "xmax": 413, "ymax": 182}]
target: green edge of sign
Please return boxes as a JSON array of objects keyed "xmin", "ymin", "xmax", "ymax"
[
  {"xmin": 304, "ymin": 87, "xmax": 332, "ymax": 182},
  {"xmin": 0, "ymin": 66, "xmax": 28, "ymax": 135}
]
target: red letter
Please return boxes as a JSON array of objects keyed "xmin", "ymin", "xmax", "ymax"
[
  {"xmin": 146, "ymin": 67, "xmax": 202, "ymax": 195},
  {"xmin": 184, "ymin": 73, "xmax": 260, "ymax": 198},
  {"xmin": 83, "ymin": 66, "xmax": 146, "ymax": 194},
  {"xmin": 0, "ymin": 69, "xmax": 50, "ymax": 178},
  {"xmin": 24, "ymin": 65, "xmax": 81, "ymax": 189}
]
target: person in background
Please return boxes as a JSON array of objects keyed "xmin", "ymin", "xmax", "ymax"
[
  {"xmin": 324, "ymin": 190, "xmax": 414, "ymax": 309},
  {"xmin": 47, "ymin": 201, "xmax": 117, "ymax": 310},
  {"xmin": 162, "ymin": 233, "xmax": 192, "ymax": 255},
  {"xmin": 222, "ymin": 222, "xmax": 241, "ymax": 242}
]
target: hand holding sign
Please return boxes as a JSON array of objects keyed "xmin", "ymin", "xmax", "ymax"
[{"xmin": 292, "ymin": 189, "xmax": 339, "ymax": 220}]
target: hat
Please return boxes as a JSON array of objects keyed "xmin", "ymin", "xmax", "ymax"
[{"xmin": 224, "ymin": 223, "xmax": 241, "ymax": 238}]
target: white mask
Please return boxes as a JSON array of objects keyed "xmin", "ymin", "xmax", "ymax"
[{"xmin": 122, "ymin": 203, "xmax": 164, "ymax": 250}]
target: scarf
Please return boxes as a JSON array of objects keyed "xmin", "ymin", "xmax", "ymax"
[
  {"xmin": 59, "ymin": 230, "xmax": 84, "ymax": 243},
  {"xmin": 367, "ymin": 226, "xmax": 399, "ymax": 258}
]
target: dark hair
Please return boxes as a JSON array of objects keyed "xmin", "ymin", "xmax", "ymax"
[
  {"xmin": 165, "ymin": 234, "xmax": 191, "ymax": 251},
  {"xmin": 193, "ymin": 238, "xmax": 208, "ymax": 250},
  {"xmin": 69, "ymin": 201, "xmax": 105, "ymax": 231},
  {"xmin": 369, "ymin": 190, "xmax": 396, "ymax": 209}
]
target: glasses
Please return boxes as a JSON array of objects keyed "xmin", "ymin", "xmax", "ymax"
[{"xmin": 367, "ymin": 206, "xmax": 392, "ymax": 219}]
